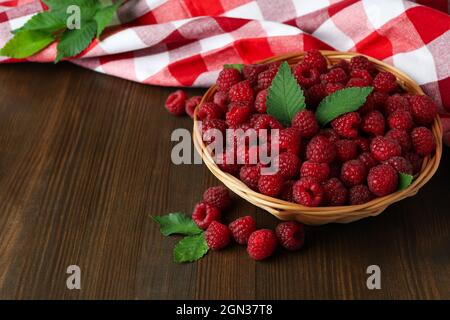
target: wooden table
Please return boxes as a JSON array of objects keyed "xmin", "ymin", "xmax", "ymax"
[{"xmin": 0, "ymin": 63, "xmax": 448, "ymax": 300}]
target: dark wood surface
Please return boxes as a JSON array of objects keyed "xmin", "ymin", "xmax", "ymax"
[{"xmin": 0, "ymin": 63, "xmax": 448, "ymax": 300}]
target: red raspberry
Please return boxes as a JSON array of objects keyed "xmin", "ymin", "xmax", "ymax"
[
  {"xmin": 303, "ymin": 49, "xmax": 328, "ymax": 73},
  {"xmin": 275, "ymin": 221, "xmax": 305, "ymax": 251},
  {"xmin": 300, "ymin": 161, "xmax": 330, "ymax": 182},
  {"xmin": 243, "ymin": 64, "xmax": 268, "ymax": 84},
  {"xmin": 165, "ymin": 90, "xmax": 187, "ymax": 116},
  {"xmin": 370, "ymin": 136, "xmax": 401, "ymax": 161},
  {"xmin": 349, "ymin": 185, "xmax": 375, "ymax": 205},
  {"xmin": 201, "ymin": 119, "xmax": 227, "ymax": 145},
  {"xmin": 409, "ymin": 95, "xmax": 438, "ymax": 126},
  {"xmin": 335, "ymin": 139, "xmax": 358, "ymax": 162},
  {"xmin": 254, "ymin": 89, "xmax": 268, "ymax": 113},
  {"xmin": 411, "ymin": 127, "xmax": 436, "ymax": 156},
  {"xmin": 332, "ymin": 59, "xmax": 350, "ymax": 73},
  {"xmin": 257, "ymin": 68, "xmax": 278, "ymax": 91},
  {"xmin": 185, "ymin": 96, "xmax": 202, "ymax": 118},
  {"xmin": 293, "ymin": 177, "xmax": 324, "ymax": 207},
  {"xmin": 340, "ymin": 159, "xmax": 367, "ymax": 187},
  {"xmin": 280, "ymin": 180, "xmax": 295, "ymax": 202},
  {"xmin": 385, "ymin": 129, "xmax": 412, "ymax": 153},
  {"xmin": 229, "ymin": 216, "xmax": 256, "ymax": 245},
  {"xmin": 358, "ymin": 152, "xmax": 378, "ymax": 170},
  {"xmin": 322, "ymin": 178, "xmax": 348, "ymax": 206},
  {"xmin": 306, "ymin": 135, "xmax": 336, "ymax": 163},
  {"xmin": 226, "ymin": 104, "xmax": 252, "ymax": 128},
  {"xmin": 205, "ymin": 221, "xmax": 231, "ymax": 250},
  {"xmin": 203, "ymin": 186, "xmax": 231, "ymax": 211},
  {"xmin": 349, "ymin": 55, "xmax": 374, "ymax": 72},
  {"xmin": 291, "ymin": 110, "xmax": 319, "ymax": 138},
  {"xmin": 354, "ymin": 137, "xmax": 371, "ymax": 152},
  {"xmin": 247, "ymin": 229, "xmax": 278, "ymax": 260},
  {"xmin": 319, "ymin": 128, "xmax": 339, "ymax": 143},
  {"xmin": 347, "ymin": 77, "xmax": 371, "ymax": 88},
  {"xmin": 405, "ymin": 152, "xmax": 423, "ymax": 174},
  {"xmin": 350, "ymin": 69, "xmax": 373, "ymax": 84},
  {"xmin": 258, "ymin": 174, "xmax": 284, "ymax": 197},
  {"xmin": 383, "ymin": 156, "xmax": 413, "ymax": 175},
  {"xmin": 373, "ymin": 71, "xmax": 397, "ymax": 93},
  {"xmin": 368, "ymin": 164, "xmax": 398, "ymax": 196},
  {"xmin": 279, "ymin": 127, "xmax": 301, "ymax": 155},
  {"xmin": 228, "ymin": 80, "xmax": 254, "ymax": 104},
  {"xmin": 388, "ymin": 110, "xmax": 414, "ymax": 131},
  {"xmin": 275, "ymin": 152, "xmax": 301, "ymax": 179},
  {"xmin": 324, "ymin": 82, "xmax": 345, "ymax": 95},
  {"xmin": 293, "ymin": 63, "xmax": 320, "ymax": 88},
  {"xmin": 331, "ymin": 112, "xmax": 361, "ymax": 139},
  {"xmin": 217, "ymin": 68, "xmax": 241, "ymax": 92},
  {"xmin": 215, "ymin": 152, "xmax": 241, "ymax": 175},
  {"xmin": 250, "ymin": 114, "xmax": 283, "ymax": 132},
  {"xmin": 321, "ymin": 67, "xmax": 348, "ymax": 84},
  {"xmin": 198, "ymin": 102, "xmax": 224, "ymax": 120},
  {"xmin": 239, "ymin": 165, "xmax": 260, "ymax": 190},
  {"xmin": 384, "ymin": 94, "xmax": 410, "ymax": 115},
  {"xmin": 306, "ymin": 83, "xmax": 326, "ymax": 107},
  {"xmin": 192, "ymin": 201, "xmax": 221, "ymax": 230},
  {"xmin": 361, "ymin": 110, "xmax": 385, "ymax": 136},
  {"xmin": 213, "ymin": 91, "xmax": 228, "ymax": 111}
]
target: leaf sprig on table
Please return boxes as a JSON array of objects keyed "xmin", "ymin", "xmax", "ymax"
[{"xmin": 0, "ymin": 0, "xmax": 124, "ymax": 62}]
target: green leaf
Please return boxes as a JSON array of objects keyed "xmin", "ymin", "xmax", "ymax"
[
  {"xmin": 266, "ymin": 61, "xmax": 306, "ymax": 126},
  {"xmin": 13, "ymin": 11, "xmax": 65, "ymax": 34},
  {"xmin": 43, "ymin": 0, "xmax": 97, "ymax": 21},
  {"xmin": 0, "ymin": 30, "xmax": 54, "ymax": 59},
  {"xmin": 94, "ymin": 0, "xmax": 124, "ymax": 38},
  {"xmin": 173, "ymin": 233, "xmax": 209, "ymax": 263},
  {"xmin": 315, "ymin": 87, "xmax": 373, "ymax": 126},
  {"xmin": 224, "ymin": 63, "xmax": 243, "ymax": 72},
  {"xmin": 153, "ymin": 213, "xmax": 202, "ymax": 236},
  {"xmin": 55, "ymin": 20, "xmax": 97, "ymax": 62},
  {"xmin": 398, "ymin": 173, "xmax": 414, "ymax": 191}
]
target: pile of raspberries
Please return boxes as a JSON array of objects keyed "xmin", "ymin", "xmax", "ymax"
[{"xmin": 195, "ymin": 185, "xmax": 305, "ymax": 260}]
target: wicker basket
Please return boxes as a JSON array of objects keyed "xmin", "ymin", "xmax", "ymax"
[{"xmin": 193, "ymin": 51, "xmax": 443, "ymax": 225}]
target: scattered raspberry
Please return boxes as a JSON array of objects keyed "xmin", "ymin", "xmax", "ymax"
[
  {"xmin": 217, "ymin": 68, "xmax": 241, "ymax": 92},
  {"xmin": 331, "ymin": 112, "xmax": 361, "ymax": 139},
  {"xmin": 303, "ymin": 49, "xmax": 328, "ymax": 73},
  {"xmin": 347, "ymin": 77, "xmax": 371, "ymax": 88},
  {"xmin": 213, "ymin": 91, "xmax": 228, "ymax": 111},
  {"xmin": 275, "ymin": 221, "xmax": 305, "ymax": 251},
  {"xmin": 201, "ymin": 119, "xmax": 227, "ymax": 144},
  {"xmin": 185, "ymin": 96, "xmax": 202, "ymax": 118},
  {"xmin": 226, "ymin": 104, "xmax": 252, "ymax": 127},
  {"xmin": 306, "ymin": 83, "xmax": 326, "ymax": 107},
  {"xmin": 229, "ymin": 216, "xmax": 256, "ymax": 245},
  {"xmin": 383, "ymin": 156, "xmax": 413, "ymax": 175},
  {"xmin": 319, "ymin": 128, "xmax": 340, "ymax": 143},
  {"xmin": 409, "ymin": 95, "xmax": 438, "ymax": 126},
  {"xmin": 247, "ymin": 229, "xmax": 278, "ymax": 260},
  {"xmin": 361, "ymin": 110, "xmax": 385, "ymax": 136},
  {"xmin": 293, "ymin": 177, "xmax": 324, "ymax": 207},
  {"xmin": 257, "ymin": 68, "xmax": 278, "ymax": 91},
  {"xmin": 198, "ymin": 102, "xmax": 224, "ymax": 120},
  {"xmin": 239, "ymin": 165, "xmax": 261, "ymax": 190},
  {"xmin": 291, "ymin": 110, "xmax": 319, "ymax": 138},
  {"xmin": 228, "ymin": 80, "xmax": 254, "ymax": 104},
  {"xmin": 404, "ymin": 152, "xmax": 423, "ymax": 174},
  {"xmin": 203, "ymin": 186, "xmax": 231, "ymax": 211},
  {"xmin": 205, "ymin": 221, "xmax": 231, "ymax": 250},
  {"xmin": 373, "ymin": 71, "xmax": 397, "ymax": 93},
  {"xmin": 215, "ymin": 152, "xmax": 241, "ymax": 175},
  {"xmin": 349, "ymin": 185, "xmax": 375, "ymax": 205},
  {"xmin": 354, "ymin": 137, "xmax": 371, "ymax": 152},
  {"xmin": 411, "ymin": 127, "xmax": 436, "ymax": 156},
  {"xmin": 367, "ymin": 164, "xmax": 398, "ymax": 197},
  {"xmin": 275, "ymin": 152, "xmax": 301, "ymax": 179},
  {"xmin": 321, "ymin": 67, "xmax": 348, "ymax": 84},
  {"xmin": 293, "ymin": 63, "xmax": 320, "ymax": 88},
  {"xmin": 388, "ymin": 110, "xmax": 414, "ymax": 131},
  {"xmin": 324, "ymin": 82, "xmax": 345, "ymax": 95},
  {"xmin": 384, "ymin": 94, "xmax": 410, "ymax": 115},
  {"xmin": 385, "ymin": 129, "xmax": 412, "ymax": 153},
  {"xmin": 370, "ymin": 136, "xmax": 401, "ymax": 161},
  {"xmin": 280, "ymin": 180, "xmax": 295, "ymax": 202},
  {"xmin": 279, "ymin": 127, "xmax": 301, "ymax": 155},
  {"xmin": 340, "ymin": 159, "xmax": 367, "ymax": 187},
  {"xmin": 349, "ymin": 55, "xmax": 374, "ymax": 73},
  {"xmin": 258, "ymin": 174, "xmax": 285, "ymax": 197},
  {"xmin": 165, "ymin": 90, "xmax": 187, "ymax": 116},
  {"xmin": 192, "ymin": 201, "xmax": 221, "ymax": 230},
  {"xmin": 322, "ymin": 178, "xmax": 348, "ymax": 206},
  {"xmin": 255, "ymin": 89, "xmax": 268, "ymax": 113},
  {"xmin": 350, "ymin": 69, "xmax": 373, "ymax": 84},
  {"xmin": 243, "ymin": 64, "xmax": 268, "ymax": 84},
  {"xmin": 358, "ymin": 152, "xmax": 378, "ymax": 170},
  {"xmin": 300, "ymin": 161, "xmax": 330, "ymax": 182},
  {"xmin": 306, "ymin": 135, "xmax": 336, "ymax": 163},
  {"xmin": 335, "ymin": 139, "xmax": 358, "ymax": 162}
]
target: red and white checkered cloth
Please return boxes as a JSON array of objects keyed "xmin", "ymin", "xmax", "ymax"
[{"xmin": 0, "ymin": 0, "xmax": 449, "ymax": 144}]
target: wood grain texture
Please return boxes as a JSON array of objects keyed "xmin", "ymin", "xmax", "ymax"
[{"xmin": 0, "ymin": 63, "xmax": 448, "ymax": 300}]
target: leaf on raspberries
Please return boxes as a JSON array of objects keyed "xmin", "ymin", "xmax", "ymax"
[
  {"xmin": 55, "ymin": 20, "xmax": 97, "ymax": 62},
  {"xmin": 173, "ymin": 233, "xmax": 209, "ymax": 263},
  {"xmin": 315, "ymin": 87, "xmax": 373, "ymax": 126},
  {"xmin": 398, "ymin": 173, "xmax": 414, "ymax": 191},
  {"xmin": 224, "ymin": 63, "xmax": 243, "ymax": 72},
  {"xmin": 266, "ymin": 61, "xmax": 306, "ymax": 126},
  {"xmin": 153, "ymin": 212, "xmax": 202, "ymax": 236},
  {"xmin": 0, "ymin": 30, "xmax": 55, "ymax": 59}
]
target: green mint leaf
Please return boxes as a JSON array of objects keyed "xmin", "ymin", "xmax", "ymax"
[
  {"xmin": 153, "ymin": 213, "xmax": 202, "ymax": 236},
  {"xmin": 173, "ymin": 233, "xmax": 209, "ymax": 263},
  {"xmin": 43, "ymin": 0, "xmax": 97, "ymax": 21},
  {"xmin": 398, "ymin": 173, "xmax": 414, "ymax": 191},
  {"xmin": 55, "ymin": 20, "xmax": 97, "ymax": 63},
  {"xmin": 224, "ymin": 63, "xmax": 243, "ymax": 72},
  {"xmin": 13, "ymin": 11, "xmax": 65, "ymax": 34},
  {"xmin": 0, "ymin": 30, "xmax": 54, "ymax": 59},
  {"xmin": 94, "ymin": 0, "xmax": 124, "ymax": 38},
  {"xmin": 315, "ymin": 87, "xmax": 373, "ymax": 126},
  {"xmin": 266, "ymin": 61, "xmax": 306, "ymax": 126}
]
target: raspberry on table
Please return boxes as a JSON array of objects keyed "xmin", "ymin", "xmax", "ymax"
[
  {"xmin": 388, "ymin": 110, "xmax": 414, "ymax": 132},
  {"xmin": 280, "ymin": 180, "xmax": 295, "ymax": 202},
  {"xmin": 228, "ymin": 80, "xmax": 254, "ymax": 104},
  {"xmin": 358, "ymin": 152, "xmax": 378, "ymax": 170},
  {"xmin": 275, "ymin": 152, "xmax": 301, "ymax": 179},
  {"xmin": 275, "ymin": 221, "xmax": 305, "ymax": 251},
  {"xmin": 384, "ymin": 94, "xmax": 410, "ymax": 115},
  {"xmin": 203, "ymin": 186, "xmax": 231, "ymax": 211},
  {"xmin": 383, "ymin": 156, "xmax": 413, "ymax": 175},
  {"xmin": 257, "ymin": 68, "xmax": 278, "ymax": 91},
  {"xmin": 306, "ymin": 135, "xmax": 336, "ymax": 164},
  {"xmin": 205, "ymin": 221, "xmax": 231, "ymax": 250},
  {"xmin": 361, "ymin": 110, "xmax": 385, "ymax": 136},
  {"xmin": 411, "ymin": 127, "xmax": 436, "ymax": 156},
  {"xmin": 293, "ymin": 177, "xmax": 324, "ymax": 207},
  {"xmin": 198, "ymin": 102, "xmax": 224, "ymax": 120},
  {"xmin": 385, "ymin": 129, "xmax": 412, "ymax": 153},
  {"xmin": 368, "ymin": 164, "xmax": 398, "ymax": 196},
  {"xmin": 213, "ymin": 91, "xmax": 228, "ymax": 111},
  {"xmin": 349, "ymin": 185, "xmax": 375, "ymax": 205},
  {"xmin": 165, "ymin": 90, "xmax": 187, "ymax": 116},
  {"xmin": 291, "ymin": 110, "xmax": 319, "ymax": 138},
  {"xmin": 409, "ymin": 95, "xmax": 438, "ymax": 126},
  {"xmin": 201, "ymin": 119, "xmax": 227, "ymax": 145},
  {"xmin": 247, "ymin": 229, "xmax": 278, "ymax": 260},
  {"xmin": 226, "ymin": 104, "xmax": 252, "ymax": 128},
  {"xmin": 279, "ymin": 127, "xmax": 301, "ymax": 155},
  {"xmin": 340, "ymin": 159, "xmax": 367, "ymax": 187},
  {"xmin": 239, "ymin": 165, "xmax": 261, "ymax": 190},
  {"xmin": 229, "ymin": 216, "xmax": 256, "ymax": 245},
  {"xmin": 185, "ymin": 96, "xmax": 202, "ymax": 118},
  {"xmin": 335, "ymin": 139, "xmax": 358, "ymax": 162},
  {"xmin": 322, "ymin": 178, "xmax": 348, "ymax": 206},
  {"xmin": 192, "ymin": 201, "xmax": 221, "ymax": 230},
  {"xmin": 300, "ymin": 161, "xmax": 330, "ymax": 182},
  {"xmin": 321, "ymin": 67, "xmax": 348, "ymax": 84},
  {"xmin": 217, "ymin": 68, "xmax": 241, "ymax": 92},
  {"xmin": 373, "ymin": 71, "xmax": 397, "ymax": 93},
  {"xmin": 258, "ymin": 174, "xmax": 285, "ymax": 197},
  {"xmin": 331, "ymin": 112, "xmax": 361, "ymax": 139},
  {"xmin": 405, "ymin": 152, "xmax": 423, "ymax": 174},
  {"xmin": 255, "ymin": 89, "xmax": 268, "ymax": 113},
  {"xmin": 370, "ymin": 136, "xmax": 402, "ymax": 161},
  {"xmin": 303, "ymin": 49, "xmax": 328, "ymax": 73},
  {"xmin": 293, "ymin": 63, "xmax": 320, "ymax": 88}
]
